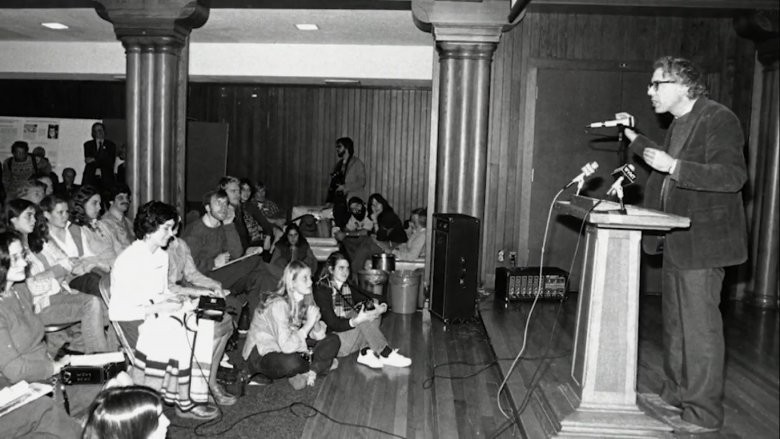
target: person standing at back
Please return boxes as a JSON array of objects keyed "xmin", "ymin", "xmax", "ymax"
[
  {"xmin": 82, "ymin": 122, "xmax": 117, "ymax": 190},
  {"xmin": 327, "ymin": 137, "xmax": 366, "ymax": 228},
  {"xmin": 619, "ymin": 56, "xmax": 748, "ymax": 435}
]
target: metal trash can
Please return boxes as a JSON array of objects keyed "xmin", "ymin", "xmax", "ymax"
[
  {"xmin": 357, "ymin": 269, "xmax": 387, "ymax": 298},
  {"xmin": 389, "ymin": 270, "xmax": 421, "ymax": 314}
]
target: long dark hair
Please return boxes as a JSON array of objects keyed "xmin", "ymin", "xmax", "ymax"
[
  {"xmin": 3, "ymin": 198, "xmax": 47, "ymax": 253},
  {"xmin": 318, "ymin": 251, "xmax": 350, "ymax": 284},
  {"xmin": 367, "ymin": 193, "xmax": 394, "ymax": 219},
  {"xmin": 82, "ymin": 386, "xmax": 163, "ymax": 439},
  {"xmin": 70, "ymin": 185, "xmax": 101, "ymax": 228},
  {"xmin": 0, "ymin": 231, "xmax": 22, "ymax": 289},
  {"xmin": 276, "ymin": 223, "xmax": 309, "ymax": 249}
]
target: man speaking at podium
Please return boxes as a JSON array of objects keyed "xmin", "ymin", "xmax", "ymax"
[{"xmin": 618, "ymin": 56, "xmax": 747, "ymax": 434}]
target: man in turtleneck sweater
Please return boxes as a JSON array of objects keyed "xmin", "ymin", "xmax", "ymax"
[{"xmin": 619, "ymin": 56, "xmax": 747, "ymax": 435}]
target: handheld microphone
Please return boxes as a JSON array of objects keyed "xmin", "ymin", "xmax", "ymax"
[
  {"xmin": 564, "ymin": 161, "xmax": 599, "ymax": 193},
  {"xmin": 606, "ymin": 164, "xmax": 637, "ymax": 196},
  {"xmin": 587, "ymin": 117, "xmax": 635, "ymax": 128}
]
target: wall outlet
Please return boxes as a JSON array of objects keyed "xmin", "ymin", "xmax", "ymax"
[
  {"xmin": 497, "ymin": 250, "xmax": 505, "ymax": 262},
  {"xmin": 509, "ymin": 251, "xmax": 517, "ymax": 266}
]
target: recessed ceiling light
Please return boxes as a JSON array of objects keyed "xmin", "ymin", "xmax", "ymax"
[
  {"xmin": 41, "ymin": 22, "xmax": 69, "ymax": 30},
  {"xmin": 295, "ymin": 24, "xmax": 319, "ymax": 31},
  {"xmin": 324, "ymin": 79, "xmax": 361, "ymax": 85}
]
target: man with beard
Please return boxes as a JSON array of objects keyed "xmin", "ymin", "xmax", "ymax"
[
  {"xmin": 99, "ymin": 184, "xmax": 135, "ymax": 255},
  {"xmin": 326, "ymin": 137, "xmax": 366, "ymax": 228},
  {"xmin": 618, "ymin": 56, "xmax": 747, "ymax": 434},
  {"xmin": 183, "ymin": 189, "xmax": 281, "ymax": 314},
  {"xmin": 343, "ymin": 197, "xmax": 373, "ymax": 236}
]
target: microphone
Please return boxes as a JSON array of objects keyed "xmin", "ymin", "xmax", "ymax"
[
  {"xmin": 564, "ymin": 161, "xmax": 599, "ymax": 193},
  {"xmin": 587, "ymin": 116, "xmax": 635, "ymax": 128},
  {"xmin": 606, "ymin": 164, "xmax": 637, "ymax": 197}
]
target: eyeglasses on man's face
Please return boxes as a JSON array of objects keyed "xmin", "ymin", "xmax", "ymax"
[{"xmin": 647, "ymin": 80, "xmax": 676, "ymax": 91}]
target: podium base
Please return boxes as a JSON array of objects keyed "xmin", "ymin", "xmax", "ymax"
[{"xmin": 555, "ymin": 408, "xmax": 672, "ymax": 438}]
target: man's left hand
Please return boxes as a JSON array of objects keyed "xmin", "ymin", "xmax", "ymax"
[
  {"xmin": 643, "ymin": 148, "xmax": 677, "ymax": 174},
  {"xmin": 246, "ymin": 246, "xmax": 263, "ymax": 256}
]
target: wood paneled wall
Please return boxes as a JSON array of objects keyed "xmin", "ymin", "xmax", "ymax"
[
  {"xmin": 481, "ymin": 10, "xmax": 755, "ymax": 287},
  {"xmin": 188, "ymin": 85, "xmax": 431, "ymax": 221}
]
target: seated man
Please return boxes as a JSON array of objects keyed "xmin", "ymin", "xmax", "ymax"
[
  {"xmin": 220, "ymin": 176, "xmax": 274, "ymax": 254},
  {"xmin": 98, "ymin": 184, "xmax": 135, "ymax": 255},
  {"xmin": 342, "ymin": 197, "xmax": 373, "ymax": 237},
  {"xmin": 255, "ymin": 181, "xmax": 285, "ymax": 225},
  {"xmin": 166, "ymin": 220, "xmax": 237, "ymax": 407},
  {"xmin": 182, "ymin": 189, "xmax": 282, "ymax": 314},
  {"xmin": 54, "ymin": 167, "xmax": 80, "ymax": 201},
  {"xmin": 392, "ymin": 208, "xmax": 427, "ymax": 261}
]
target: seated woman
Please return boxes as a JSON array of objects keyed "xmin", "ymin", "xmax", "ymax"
[
  {"xmin": 270, "ymin": 223, "xmax": 317, "ymax": 274},
  {"xmin": 314, "ymin": 252, "xmax": 411, "ymax": 369},
  {"xmin": 4, "ymin": 198, "xmax": 109, "ymax": 354},
  {"xmin": 82, "ymin": 386, "xmax": 170, "ymax": 439},
  {"xmin": 109, "ymin": 201, "xmax": 224, "ymax": 420},
  {"xmin": 0, "ymin": 231, "xmax": 81, "ymax": 439},
  {"xmin": 69, "ymin": 185, "xmax": 120, "ymax": 272},
  {"xmin": 368, "ymin": 193, "xmax": 408, "ymax": 246},
  {"xmin": 392, "ymin": 207, "xmax": 427, "ymax": 261},
  {"xmin": 242, "ymin": 260, "xmax": 340, "ymax": 390}
]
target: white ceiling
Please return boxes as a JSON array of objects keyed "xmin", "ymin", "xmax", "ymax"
[{"xmin": 0, "ymin": 8, "xmax": 432, "ymax": 46}]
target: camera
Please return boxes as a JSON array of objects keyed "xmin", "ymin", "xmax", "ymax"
[
  {"xmin": 355, "ymin": 300, "xmax": 376, "ymax": 312},
  {"xmin": 197, "ymin": 296, "xmax": 226, "ymax": 321}
]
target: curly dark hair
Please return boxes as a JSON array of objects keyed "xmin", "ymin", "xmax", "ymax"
[
  {"xmin": 70, "ymin": 185, "xmax": 102, "ymax": 228},
  {"xmin": 336, "ymin": 137, "xmax": 354, "ymax": 156},
  {"xmin": 367, "ymin": 193, "xmax": 395, "ymax": 218},
  {"xmin": 133, "ymin": 201, "xmax": 179, "ymax": 240},
  {"xmin": 275, "ymin": 222, "xmax": 309, "ymax": 249},
  {"xmin": 239, "ymin": 178, "xmax": 256, "ymax": 201},
  {"xmin": 653, "ymin": 56, "xmax": 709, "ymax": 99}
]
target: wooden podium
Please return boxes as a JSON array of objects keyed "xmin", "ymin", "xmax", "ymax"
[{"xmin": 553, "ymin": 196, "xmax": 689, "ymax": 438}]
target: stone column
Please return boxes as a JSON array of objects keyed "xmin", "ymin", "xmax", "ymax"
[
  {"xmin": 736, "ymin": 10, "xmax": 779, "ymax": 309},
  {"xmin": 96, "ymin": 1, "xmax": 208, "ymax": 214}
]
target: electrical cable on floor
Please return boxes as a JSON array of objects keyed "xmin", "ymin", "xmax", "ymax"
[{"xmin": 487, "ymin": 198, "xmax": 604, "ymax": 438}]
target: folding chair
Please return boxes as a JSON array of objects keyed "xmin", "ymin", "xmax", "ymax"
[{"xmin": 98, "ymin": 274, "xmax": 137, "ymax": 366}]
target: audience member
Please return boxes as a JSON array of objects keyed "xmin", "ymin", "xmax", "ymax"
[
  {"xmin": 242, "ymin": 260, "xmax": 340, "ymax": 390},
  {"xmin": 326, "ymin": 137, "xmax": 367, "ymax": 228},
  {"xmin": 392, "ymin": 207, "xmax": 427, "ymax": 260},
  {"xmin": 82, "ymin": 122, "xmax": 116, "ymax": 190},
  {"xmin": 314, "ymin": 252, "xmax": 411, "ymax": 368},
  {"xmin": 55, "ymin": 167, "xmax": 80, "ymax": 200},
  {"xmin": 31, "ymin": 146, "xmax": 53, "ymax": 177},
  {"xmin": 34, "ymin": 173, "xmax": 55, "ymax": 197},
  {"xmin": 0, "ymin": 231, "xmax": 81, "ymax": 439},
  {"xmin": 165, "ymin": 220, "xmax": 238, "ymax": 406},
  {"xmin": 15, "ymin": 179, "xmax": 46, "ymax": 204},
  {"xmin": 255, "ymin": 181, "xmax": 284, "ymax": 222},
  {"xmin": 82, "ymin": 386, "xmax": 169, "ymax": 439},
  {"xmin": 40, "ymin": 194, "xmax": 107, "ymax": 298},
  {"xmin": 221, "ymin": 176, "xmax": 274, "ymax": 253},
  {"xmin": 109, "ymin": 201, "xmax": 221, "ymax": 420},
  {"xmin": 270, "ymin": 223, "xmax": 317, "ymax": 274},
  {"xmin": 368, "ymin": 193, "xmax": 407, "ymax": 245},
  {"xmin": 343, "ymin": 196, "xmax": 373, "ymax": 236},
  {"xmin": 5, "ymin": 199, "xmax": 110, "ymax": 353},
  {"xmin": 98, "ymin": 183, "xmax": 135, "ymax": 255},
  {"xmin": 70, "ymin": 185, "xmax": 120, "ymax": 270},
  {"xmin": 182, "ymin": 189, "xmax": 281, "ymax": 314},
  {"xmin": 3, "ymin": 141, "xmax": 39, "ymax": 202}
]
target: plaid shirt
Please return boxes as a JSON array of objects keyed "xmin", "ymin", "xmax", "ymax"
[{"xmin": 328, "ymin": 280, "xmax": 357, "ymax": 319}]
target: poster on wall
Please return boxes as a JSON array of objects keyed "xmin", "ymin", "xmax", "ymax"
[{"xmin": 0, "ymin": 116, "xmax": 101, "ymax": 182}]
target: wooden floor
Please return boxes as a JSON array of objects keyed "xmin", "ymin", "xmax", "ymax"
[
  {"xmin": 298, "ymin": 295, "xmax": 778, "ymax": 439},
  {"xmin": 301, "ymin": 308, "xmax": 521, "ymax": 439},
  {"xmin": 480, "ymin": 294, "xmax": 780, "ymax": 439}
]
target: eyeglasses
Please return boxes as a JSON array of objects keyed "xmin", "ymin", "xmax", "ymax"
[{"xmin": 647, "ymin": 80, "xmax": 676, "ymax": 91}]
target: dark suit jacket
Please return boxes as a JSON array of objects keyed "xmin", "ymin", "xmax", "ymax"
[
  {"xmin": 83, "ymin": 139, "xmax": 117, "ymax": 186},
  {"xmin": 630, "ymin": 98, "xmax": 748, "ymax": 270}
]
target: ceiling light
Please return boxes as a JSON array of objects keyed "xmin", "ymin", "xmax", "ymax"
[
  {"xmin": 295, "ymin": 24, "xmax": 319, "ymax": 31},
  {"xmin": 41, "ymin": 22, "xmax": 69, "ymax": 30}
]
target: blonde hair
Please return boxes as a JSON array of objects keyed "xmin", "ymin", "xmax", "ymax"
[{"xmin": 265, "ymin": 260, "xmax": 311, "ymax": 329}]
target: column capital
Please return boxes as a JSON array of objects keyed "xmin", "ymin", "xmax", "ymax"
[
  {"xmin": 734, "ymin": 9, "xmax": 779, "ymax": 67},
  {"xmin": 413, "ymin": 0, "xmax": 524, "ymax": 43},
  {"xmin": 436, "ymin": 41, "xmax": 498, "ymax": 61},
  {"xmin": 95, "ymin": 0, "xmax": 209, "ymax": 47}
]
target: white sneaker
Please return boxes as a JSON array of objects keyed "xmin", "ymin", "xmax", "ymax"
[
  {"xmin": 357, "ymin": 349, "xmax": 383, "ymax": 369},
  {"xmin": 379, "ymin": 349, "xmax": 411, "ymax": 368},
  {"xmin": 220, "ymin": 354, "xmax": 233, "ymax": 369}
]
